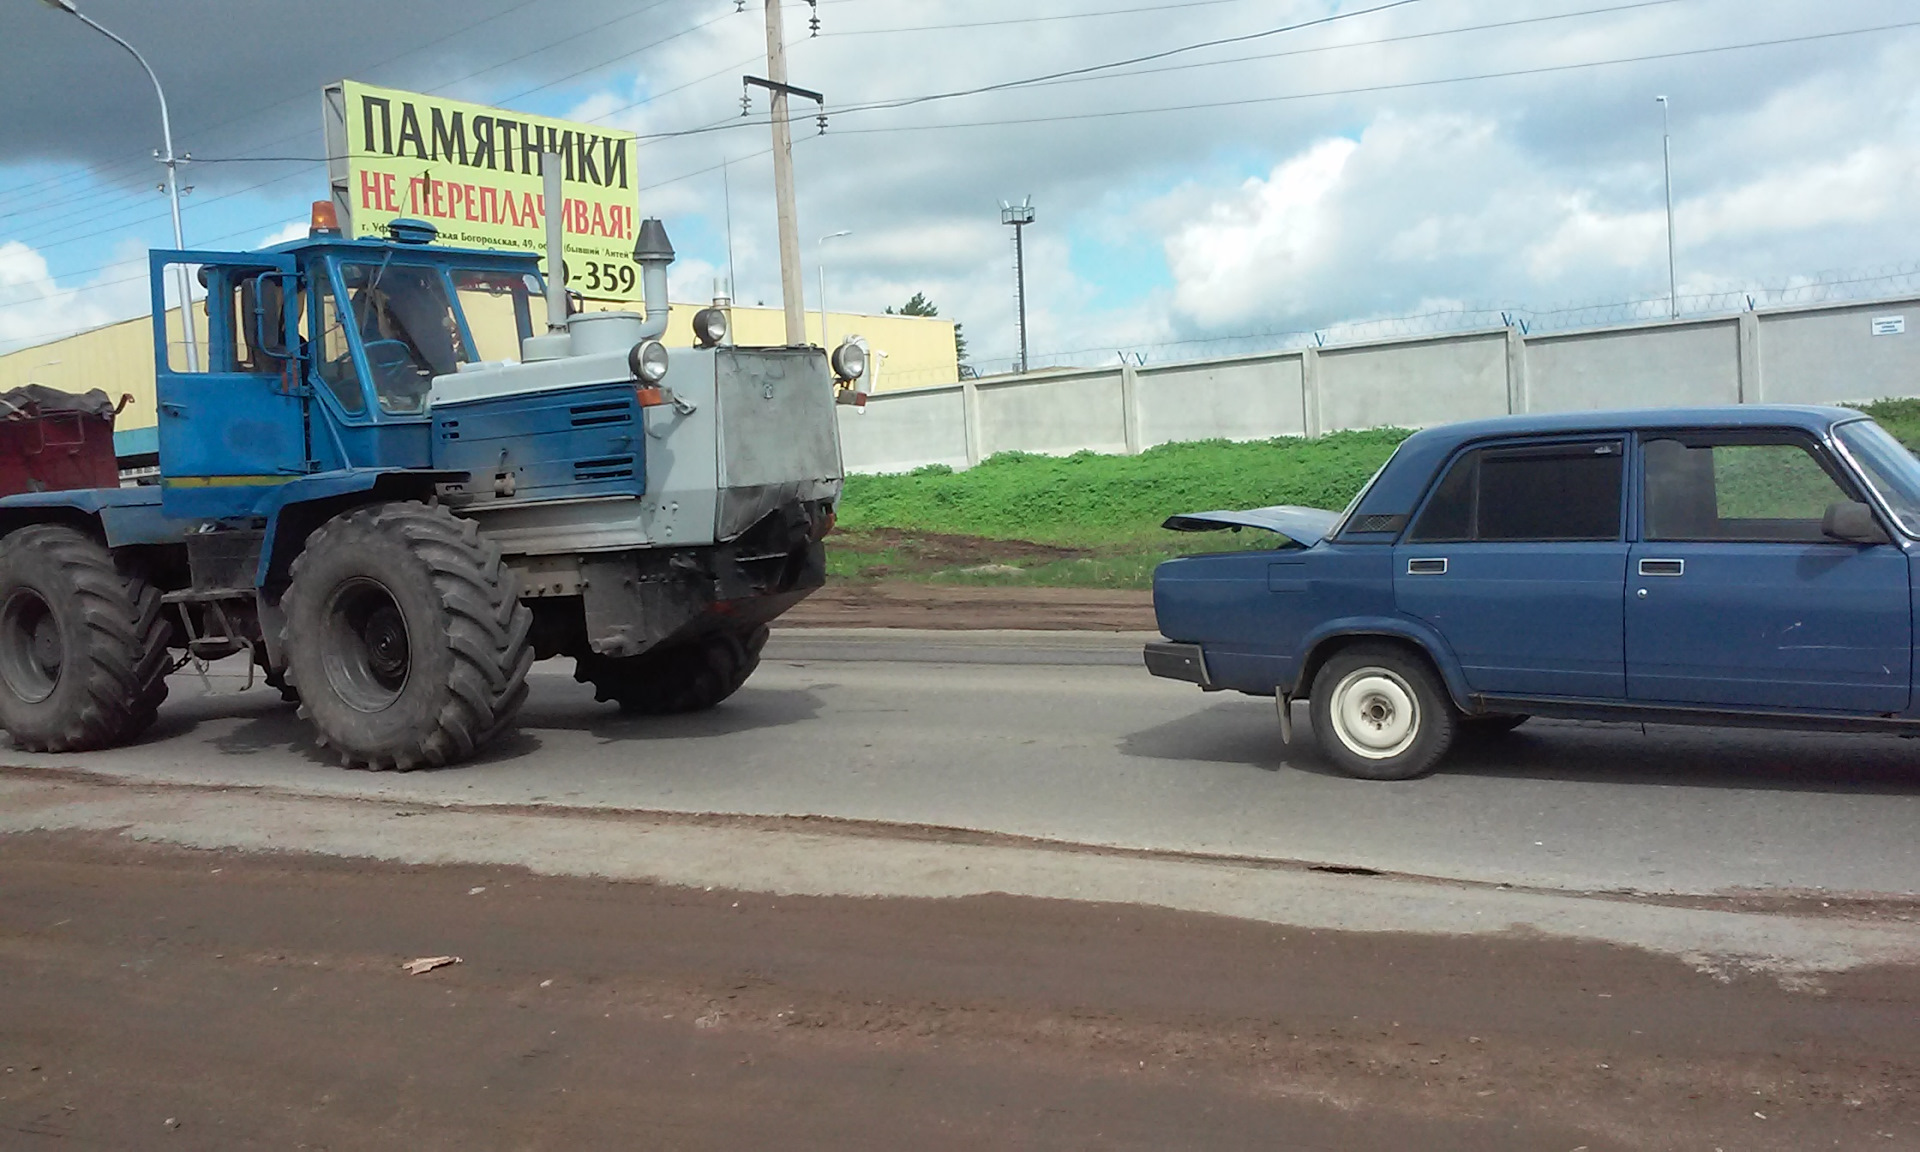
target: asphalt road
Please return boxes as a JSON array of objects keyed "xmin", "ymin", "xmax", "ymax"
[{"xmin": 8, "ymin": 628, "xmax": 1919, "ymax": 899}]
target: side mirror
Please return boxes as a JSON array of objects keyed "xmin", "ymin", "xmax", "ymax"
[{"xmin": 1822, "ymin": 500, "xmax": 1890, "ymax": 545}]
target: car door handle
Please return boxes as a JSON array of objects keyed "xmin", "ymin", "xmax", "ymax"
[
  {"xmin": 1638, "ymin": 558, "xmax": 1684, "ymax": 577},
  {"xmin": 1406, "ymin": 558, "xmax": 1448, "ymax": 575}
]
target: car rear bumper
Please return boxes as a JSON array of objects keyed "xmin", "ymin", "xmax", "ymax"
[{"xmin": 1143, "ymin": 641, "xmax": 1210, "ymax": 687}]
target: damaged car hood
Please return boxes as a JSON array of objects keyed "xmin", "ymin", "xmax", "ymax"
[{"xmin": 1160, "ymin": 505, "xmax": 1340, "ymax": 547}]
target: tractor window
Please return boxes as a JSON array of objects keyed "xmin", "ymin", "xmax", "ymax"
[
  {"xmin": 313, "ymin": 282, "xmax": 366, "ymax": 415},
  {"xmin": 451, "ymin": 270, "xmax": 545, "ymax": 362},
  {"xmin": 156, "ymin": 261, "xmax": 208, "ymax": 374},
  {"xmin": 339, "ymin": 262, "xmax": 467, "ymax": 414},
  {"xmin": 232, "ymin": 275, "xmax": 297, "ymax": 374}
]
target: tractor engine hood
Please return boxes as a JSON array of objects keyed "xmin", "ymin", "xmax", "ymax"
[{"xmin": 1160, "ymin": 505, "xmax": 1339, "ymax": 548}]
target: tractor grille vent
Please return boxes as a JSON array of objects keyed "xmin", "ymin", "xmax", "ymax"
[
  {"xmin": 570, "ymin": 401, "xmax": 632, "ymax": 428},
  {"xmin": 573, "ymin": 455, "xmax": 636, "ymax": 482}
]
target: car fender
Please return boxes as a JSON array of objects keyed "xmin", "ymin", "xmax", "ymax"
[{"xmin": 1292, "ymin": 616, "xmax": 1474, "ymax": 711}]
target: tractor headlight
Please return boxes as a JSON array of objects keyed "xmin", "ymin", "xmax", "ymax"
[
  {"xmin": 830, "ymin": 338, "xmax": 867, "ymax": 383},
  {"xmin": 692, "ymin": 307, "xmax": 728, "ymax": 348},
  {"xmin": 629, "ymin": 339, "xmax": 669, "ymax": 384}
]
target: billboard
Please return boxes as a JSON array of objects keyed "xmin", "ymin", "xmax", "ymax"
[{"xmin": 323, "ymin": 80, "xmax": 643, "ymax": 303}]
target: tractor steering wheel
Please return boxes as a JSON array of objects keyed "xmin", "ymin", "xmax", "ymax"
[{"xmin": 361, "ymin": 339, "xmax": 430, "ymax": 412}]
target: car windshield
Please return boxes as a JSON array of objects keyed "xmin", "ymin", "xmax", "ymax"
[
  {"xmin": 339, "ymin": 262, "xmax": 468, "ymax": 414},
  {"xmin": 1834, "ymin": 418, "xmax": 1920, "ymax": 535}
]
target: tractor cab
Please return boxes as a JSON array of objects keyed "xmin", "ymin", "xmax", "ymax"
[{"xmin": 150, "ymin": 211, "xmax": 546, "ymax": 518}]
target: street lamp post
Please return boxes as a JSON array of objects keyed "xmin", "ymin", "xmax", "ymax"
[
  {"xmin": 1656, "ymin": 95, "xmax": 1677, "ymax": 321},
  {"xmin": 40, "ymin": 0, "xmax": 198, "ymax": 370},
  {"xmin": 817, "ymin": 230, "xmax": 851, "ymax": 348}
]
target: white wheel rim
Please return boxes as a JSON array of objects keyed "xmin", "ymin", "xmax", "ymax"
[{"xmin": 1330, "ymin": 668, "xmax": 1420, "ymax": 760}]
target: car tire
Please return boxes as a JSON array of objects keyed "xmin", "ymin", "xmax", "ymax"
[
  {"xmin": 1309, "ymin": 642, "xmax": 1457, "ymax": 781},
  {"xmin": 281, "ymin": 502, "xmax": 532, "ymax": 770},
  {"xmin": 1460, "ymin": 713, "xmax": 1528, "ymax": 737},
  {"xmin": 0, "ymin": 525, "xmax": 171, "ymax": 752}
]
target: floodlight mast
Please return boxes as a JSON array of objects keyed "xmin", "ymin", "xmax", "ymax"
[
  {"xmin": 41, "ymin": 0, "xmax": 198, "ymax": 370},
  {"xmin": 1001, "ymin": 197, "xmax": 1035, "ymax": 374}
]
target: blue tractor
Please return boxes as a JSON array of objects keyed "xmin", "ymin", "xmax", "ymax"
[{"xmin": 0, "ymin": 202, "xmax": 858, "ymax": 768}]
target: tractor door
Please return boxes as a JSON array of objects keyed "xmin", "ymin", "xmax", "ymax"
[{"xmin": 151, "ymin": 250, "xmax": 308, "ymax": 518}]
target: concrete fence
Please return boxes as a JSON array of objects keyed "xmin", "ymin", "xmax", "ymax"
[{"xmin": 836, "ymin": 295, "xmax": 1920, "ymax": 474}]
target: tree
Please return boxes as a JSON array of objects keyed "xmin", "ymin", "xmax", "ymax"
[{"xmin": 887, "ymin": 293, "xmax": 968, "ymax": 363}]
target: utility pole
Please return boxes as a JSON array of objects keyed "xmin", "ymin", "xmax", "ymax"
[
  {"xmin": 41, "ymin": 0, "xmax": 198, "ymax": 370},
  {"xmin": 1657, "ymin": 95, "xmax": 1677, "ymax": 320},
  {"xmin": 762, "ymin": 0, "xmax": 806, "ymax": 345},
  {"xmin": 1001, "ymin": 197, "xmax": 1035, "ymax": 374}
]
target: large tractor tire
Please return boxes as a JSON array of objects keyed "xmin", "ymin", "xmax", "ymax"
[
  {"xmin": 281, "ymin": 502, "xmax": 532, "ymax": 771},
  {"xmin": 575, "ymin": 625, "xmax": 769, "ymax": 715},
  {"xmin": 0, "ymin": 524, "xmax": 170, "ymax": 752}
]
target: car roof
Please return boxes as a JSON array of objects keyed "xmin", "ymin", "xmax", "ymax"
[{"xmin": 1400, "ymin": 405, "xmax": 1865, "ymax": 452}]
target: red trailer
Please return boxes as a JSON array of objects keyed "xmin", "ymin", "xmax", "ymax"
[{"xmin": 0, "ymin": 385, "xmax": 126, "ymax": 497}]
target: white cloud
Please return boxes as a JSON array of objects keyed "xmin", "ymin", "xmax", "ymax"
[
  {"xmin": 7, "ymin": 0, "xmax": 1920, "ymax": 370},
  {"xmin": 1165, "ymin": 137, "xmax": 1357, "ymax": 327},
  {"xmin": 0, "ymin": 239, "xmax": 150, "ymax": 356},
  {"xmin": 257, "ymin": 220, "xmax": 309, "ymax": 247}
]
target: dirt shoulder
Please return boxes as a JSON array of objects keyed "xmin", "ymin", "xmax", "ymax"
[
  {"xmin": 785, "ymin": 579, "xmax": 1156, "ymax": 631},
  {"xmin": 1, "ymin": 831, "xmax": 1914, "ymax": 1150}
]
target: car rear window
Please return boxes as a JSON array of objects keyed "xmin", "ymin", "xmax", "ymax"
[{"xmin": 1409, "ymin": 441, "xmax": 1624, "ymax": 543}]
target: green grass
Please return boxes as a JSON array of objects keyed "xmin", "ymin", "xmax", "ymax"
[
  {"xmin": 831, "ymin": 430, "xmax": 1408, "ymax": 588},
  {"xmin": 1854, "ymin": 398, "xmax": 1920, "ymax": 450},
  {"xmin": 838, "ymin": 429, "xmax": 1408, "ymax": 548},
  {"xmin": 828, "ymin": 402, "xmax": 1920, "ymax": 590}
]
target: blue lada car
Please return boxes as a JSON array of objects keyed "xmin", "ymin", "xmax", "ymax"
[{"xmin": 1145, "ymin": 406, "xmax": 1920, "ymax": 780}]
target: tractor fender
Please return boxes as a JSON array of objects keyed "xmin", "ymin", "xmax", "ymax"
[
  {"xmin": 255, "ymin": 469, "xmax": 468, "ymax": 588},
  {"xmin": 0, "ymin": 487, "xmax": 181, "ymax": 548}
]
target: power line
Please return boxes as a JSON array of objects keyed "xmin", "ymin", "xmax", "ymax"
[
  {"xmin": 8, "ymin": 8, "xmax": 1906, "ymax": 312},
  {"xmin": 2, "ymin": 134, "xmax": 795, "ymax": 320},
  {"xmin": 985, "ymin": 0, "xmax": 1694, "ymax": 95},
  {"xmin": 819, "ymin": 0, "xmax": 1274, "ymax": 36},
  {"xmin": 0, "ymin": 0, "xmax": 722, "ymax": 241},
  {"xmin": 827, "ymin": 0, "xmax": 1433, "ymax": 117},
  {"xmin": 1, "ymin": 4, "xmax": 738, "ymax": 254},
  {"xmin": 0, "ymin": 0, "xmax": 552, "ymax": 206},
  {"xmin": 826, "ymin": 18, "xmax": 1920, "ymax": 136}
]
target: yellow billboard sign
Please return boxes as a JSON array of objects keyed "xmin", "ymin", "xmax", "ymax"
[{"xmin": 323, "ymin": 80, "xmax": 643, "ymax": 302}]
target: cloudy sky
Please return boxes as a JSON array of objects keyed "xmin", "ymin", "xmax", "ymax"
[{"xmin": 1, "ymin": 0, "xmax": 1916, "ymax": 373}]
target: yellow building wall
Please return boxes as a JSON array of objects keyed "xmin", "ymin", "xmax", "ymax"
[{"xmin": 0, "ymin": 299, "xmax": 957, "ymax": 448}]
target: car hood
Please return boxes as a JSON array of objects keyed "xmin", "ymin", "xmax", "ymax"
[{"xmin": 1160, "ymin": 505, "xmax": 1340, "ymax": 547}]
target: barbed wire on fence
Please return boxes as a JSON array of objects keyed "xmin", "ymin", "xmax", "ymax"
[{"xmin": 962, "ymin": 261, "xmax": 1920, "ymax": 378}]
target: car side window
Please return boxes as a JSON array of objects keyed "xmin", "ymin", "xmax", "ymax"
[
  {"xmin": 1409, "ymin": 442, "xmax": 1624, "ymax": 543},
  {"xmin": 1643, "ymin": 435, "xmax": 1854, "ymax": 542}
]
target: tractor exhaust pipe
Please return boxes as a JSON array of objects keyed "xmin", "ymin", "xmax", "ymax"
[
  {"xmin": 632, "ymin": 217, "xmax": 674, "ymax": 340},
  {"xmin": 542, "ymin": 152, "xmax": 568, "ymax": 332}
]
